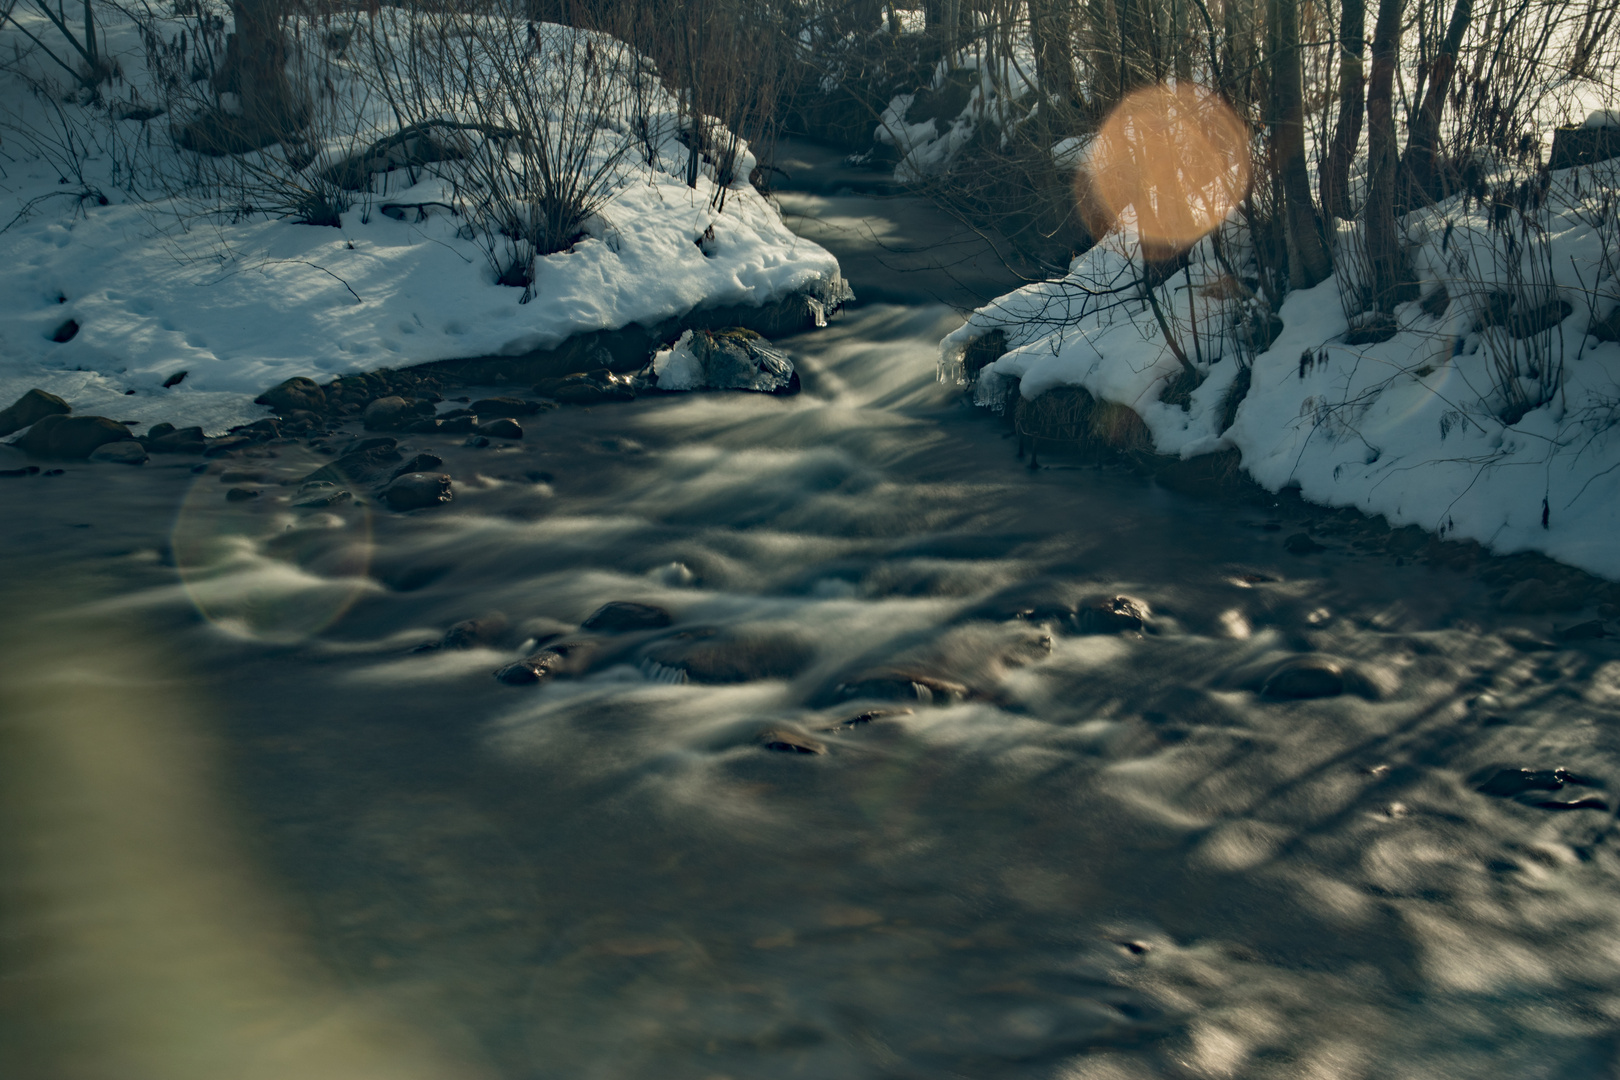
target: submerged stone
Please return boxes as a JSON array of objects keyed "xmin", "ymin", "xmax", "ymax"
[
  {"xmin": 581, "ymin": 601, "xmax": 672, "ymax": 633},
  {"xmin": 88, "ymin": 439, "xmax": 148, "ymax": 465},
  {"xmin": 755, "ymin": 729, "xmax": 826, "ymax": 755},
  {"xmin": 1260, "ymin": 655, "xmax": 1346, "ymax": 699},
  {"xmin": 381, "ymin": 472, "xmax": 453, "ymax": 511}
]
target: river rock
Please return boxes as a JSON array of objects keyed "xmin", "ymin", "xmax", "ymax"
[
  {"xmin": 363, "ymin": 396, "xmax": 434, "ymax": 431},
  {"xmin": 494, "ymin": 639, "xmax": 599, "ymax": 685},
  {"xmin": 1284, "ymin": 532, "xmax": 1325, "ymax": 555},
  {"xmin": 640, "ymin": 628, "xmax": 814, "ymax": 683},
  {"xmin": 1259, "ymin": 655, "xmax": 1347, "ymax": 699},
  {"xmin": 380, "ymin": 472, "xmax": 453, "ymax": 511},
  {"xmin": 755, "ymin": 728, "xmax": 826, "ymax": 755},
  {"xmin": 1074, "ymin": 595, "xmax": 1150, "ymax": 634},
  {"xmin": 302, "ymin": 441, "xmax": 403, "ymax": 484},
  {"xmin": 15, "ymin": 414, "xmax": 132, "ymax": 459},
  {"xmin": 389, "ymin": 452, "xmax": 444, "ymax": 481},
  {"xmin": 145, "ymin": 425, "xmax": 207, "ymax": 453},
  {"xmin": 472, "ymin": 397, "xmax": 543, "ymax": 417},
  {"xmin": 0, "ymin": 388, "xmax": 70, "ymax": 437},
  {"xmin": 581, "ymin": 601, "xmax": 672, "ymax": 633},
  {"xmin": 828, "ymin": 669, "xmax": 971, "ymax": 705},
  {"xmin": 88, "ymin": 439, "xmax": 148, "ymax": 465},
  {"xmin": 477, "ymin": 418, "xmax": 523, "ymax": 440},
  {"xmin": 534, "ymin": 372, "xmax": 636, "ymax": 405},
  {"xmin": 255, "ymin": 376, "xmax": 326, "ymax": 415},
  {"xmin": 225, "ymin": 487, "xmax": 260, "ymax": 502},
  {"xmin": 442, "ymin": 615, "xmax": 509, "ymax": 649}
]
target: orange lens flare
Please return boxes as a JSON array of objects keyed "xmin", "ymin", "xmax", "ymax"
[{"xmin": 1081, "ymin": 83, "xmax": 1252, "ymax": 253}]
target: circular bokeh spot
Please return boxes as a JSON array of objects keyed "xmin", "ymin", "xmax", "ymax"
[
  {"xmin": 172, "ymin": 448, "xmax": 375, "ymax": 643},
  {"xmin": 1082, "ymin": 83, "xmax": 1251, "ymax": 252}
]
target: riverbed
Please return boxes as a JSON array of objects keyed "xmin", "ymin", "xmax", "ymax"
[{"xmin": 4, "ymin": 155, "xmax": 1620, "ymax": 1080}]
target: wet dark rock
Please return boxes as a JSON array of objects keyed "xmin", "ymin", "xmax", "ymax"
[
  {"xmin": 534, "ymin": 372, "xmax": 636, "ymax": 404},
  {"xmin": 1260, "ymin": 655, "xmax": 1347, "ymax": 699},
  {"xmin": 477, "ymin": 418, "xmax": 523, "ymax": 440},
  {"xmin": 464, "ymin": 435, "xmax": 490, "ymax": 448},
  {"xmin": 389, "ymin": 453, "xmax": 444, "ymax": 481},
  {"xmin": 755, "ymin": 729, "xmax": 826, "ymax": 754},
  {"xmin": 88, "ymin": 440, "xmax": 148, "ymax": 465},
  {"xmin": 362, "ymin": 396, "xmax": 434, "ymax": 431},
  {"xmin": 220, "ymin": 469, "xmax": 271, "ymax": 483},
  {"xmin": 1531, "ymin": 796, "xmax": 1610, "ymax": 811},
  {"xmin": 581, "ymin": 601, "xmax": 673, "ymax": 633},
  {"xmin": 143, "ymin": 425, "xmax": 206, "ymax": 453},
  {"xmin": 1477, "ymin": 767, "xmax": 1604, "ymax": 798},
  {"xmin": 494, "ymin": 639, "xmax": 599, "ymax": 685},
  {"xmin": 1284, "ymin": 532, "xmax": 1325, "ymax": 555},
  {"xmin": 232, "ymin": 417, "xmax": 282, "ymax": 441},
  {"xmin": 405, "ymin": 418, "xmax": 443, "ymax": 434},
  {"xmin": 50, "ymin": 318, "xmax": 79, "ymax": 343},
  {"xmin": 301, "ymin": 441, "xmax": 403, "ymax": 484},
  {"xmin": 967, "ymin": 580, "xmax": 1079, "ymax": 624},
  {"xmin": 225, "ymin": 486, "xmax": 260, "ymax": 502},
  {"xmin": 825, "ymin": 708, "xmax": 912, "ymax": 731},
  {"xmin": 293, "ymin": 487, "xmax": 352, "ymax": 509},
  {"xmin": 255, "ymin": 376, "xmax": 326, "ymax": 415},
  {"xmin": 640, "ymin": 628, "xmax": 814, "ymax": 684},
  {"xmin": 446, "ymin": 616, "xmax": 508, "ymax": 649},
  {"xmin": 829, "ymin": 669, "xmax": 972, "ymax": 706},
  {"xmin": 0, "ymin": 465, "xmax": 41, "ymax": 477},
  {"xmin": 15, "ymin": 414, "xmax": 132, "ymax": 459},
  {"xmin": 1499, "ymin": 577, "xmax": 1590, "ymax": 614},
  {"xmin": 0, "ymin": 388, "xmax": 71, "ymax": 437},
  {"xmin": 380, "ymin": 472, "xmax": 453, "ymax": 511},
  {"xmin": 203, "ymin": 436, "xmax": 253, "ymax": 457},
  {"xmin": 1074, "ymin": 595, "xmax": 1150, "ymax": 634},
  {"xmin": 472, "ymin": 397, "xmax": 543, "ymax": 417},
  {"xmin": 1556, "ymin": 619, "xmax": 1608, "ymax": 641},
  {"xmin": 440, "ymin": 415, "xmax": 479, "ymax": 434}
]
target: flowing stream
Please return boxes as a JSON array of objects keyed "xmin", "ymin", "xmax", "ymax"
[{"xmin": 5, "ymin": 148, "xmax": 1620, "ymax": 1080}]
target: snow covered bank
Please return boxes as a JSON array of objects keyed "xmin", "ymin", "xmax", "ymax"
[
  {"xmin": 0, "ymin": 11, "xmax": 841, "ymax": 433},
  {"xmin": 944, "ymin": 156, "xmax": 1620, "ymax": 581}
]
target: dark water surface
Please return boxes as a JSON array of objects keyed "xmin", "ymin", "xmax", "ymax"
[{"xmin": 6, "ymin": 185, "xmax": 1620, "ymax": 1080}]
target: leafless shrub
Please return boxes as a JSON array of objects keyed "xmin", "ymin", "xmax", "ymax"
[{"xmin": 361, "ymin": 6, "xmax": 638, "ymax": 295}]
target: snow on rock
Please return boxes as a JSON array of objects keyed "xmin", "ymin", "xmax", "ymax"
[
  {"xmin": 944, "ymin": 162, "xmax": 1620, "ymax": 580},
  {"xmin": 0, "ymin": 13, "xmax": 840, "ymax": 435},
  {"xmin": 650, "ymin": 328, "xmax": 796, "ymax": 393}
]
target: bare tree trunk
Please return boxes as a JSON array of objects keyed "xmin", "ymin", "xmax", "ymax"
[
  {"xmin": 1270, "ymin": 0, "xmax": 1333, "ymax": 286},
  {"xmin": 185, "ymin": 0, "xmax": 303, "ymax": 152},
  {"xmin": 1402, "ymin": 0, "xmax": 1471, "ymax": 204},
  {"xmin": 1365, "ymin": 0, "xmax": 1411, "ymax": 310},
  {"xmin": 1321, "ymin": 0, "xmax": 1365, "ymax": 218}
]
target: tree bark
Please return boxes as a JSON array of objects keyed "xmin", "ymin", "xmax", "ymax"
[
  {"xmin": 220, "ymin": 0, "xmax": 303, "ymax": 143},
  {"xmin": 1321, "ymin": 0, "xmax": 1365, "ymax": 218},
  {"xmin": 1365, "ymin": 0, "xmax": 1411, "ymax": 310},
  {"xmin": 1270, "ymin": 0, "xmax": 1333, "ymax": 287},
  {"xmin": 1401, "ymin": 0, "xmax": 1471, "ymax": 204}
]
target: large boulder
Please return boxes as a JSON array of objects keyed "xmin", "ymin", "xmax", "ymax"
[
  {"xmin": 15, "ymin": 414, "xmax": 132, "ymax": 459},
  {"xmin": 0, "ymin": 389, "xmax": 70, "ymax": 438},
  {"xmin": 255, "ymin": 377, "xmax": 326, "ymax": 415}
]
